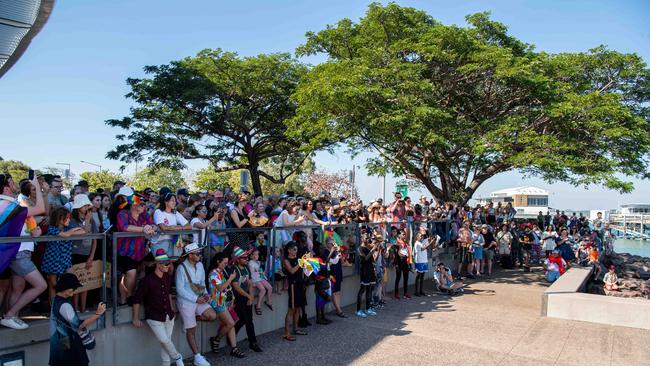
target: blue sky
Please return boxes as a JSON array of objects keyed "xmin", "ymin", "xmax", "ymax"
[{"xmin": 1, "ymin": 0, "xmax": 649, "ymax": 209}]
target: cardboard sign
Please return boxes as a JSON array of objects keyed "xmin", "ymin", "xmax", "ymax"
[{"xmin": 69, "ymin": 260, "xmax": 111, "ymax": 293}]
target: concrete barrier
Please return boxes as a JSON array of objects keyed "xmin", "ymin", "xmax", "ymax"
[
  {"xmin": 0, "ymin": 253, "xmax": 454, "ymax": 365},
  {"xmin": 543, "ymin": 266, "xmax": 650, "ymax": 330}
]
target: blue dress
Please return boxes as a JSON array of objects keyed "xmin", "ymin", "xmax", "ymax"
[{"xmin": 42, "ymin": 227, "xmax": 73, "ymax": 275}]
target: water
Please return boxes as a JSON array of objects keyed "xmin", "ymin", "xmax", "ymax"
[{"xmin": 614, "ymin": 237, "xmax": 650, "ymax": 258}]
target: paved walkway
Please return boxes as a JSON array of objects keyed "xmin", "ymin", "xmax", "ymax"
[{"xmin": 204, "ymin": 269, "xmax": 650, "ymax": 366}]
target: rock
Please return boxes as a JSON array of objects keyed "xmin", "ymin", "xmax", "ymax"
[{"xmin": 599, "ymin": 252, "xmax": 650, "ymax": 300}]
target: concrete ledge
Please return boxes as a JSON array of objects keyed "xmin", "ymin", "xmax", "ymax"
[
  {"xmin": 546, "ymin": 292, "xmax": 650, "ymax": 329},
  {"xmin": 543, "ymin": 267, "xmax": 650, "ymax": 330},
  {"xmin": 544, "ymin": 267, "xmax": 593, "ymax": 294},
  {"xmin": 1, "ymin": 259, "xmax": 449, "ymax": 365}
]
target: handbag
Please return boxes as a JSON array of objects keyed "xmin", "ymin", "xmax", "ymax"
[{"xmin": 181, "ymin": 263, "xmax": 206, "ymax": 295}]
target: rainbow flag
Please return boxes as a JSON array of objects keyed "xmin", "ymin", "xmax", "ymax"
[
  {"xmin": 0, "ymin": 198, "xmax": 28, "ymax": 273},
  {"xmin": 320, "ymin": 227, "xmax": 342, "ymax": 246},
  {"xmin": 24, "ymin": 216, "xmax": 37, "ymax": 233},
  {"xmin": 298, "ymin": 256, "xmax": 324, "ymax": 277}
]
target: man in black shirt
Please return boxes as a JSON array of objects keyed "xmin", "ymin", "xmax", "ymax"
[
  {"xmin": 227, "ymin": 246, "xmax": 262, "ymax": 353},
  {"xmin": 480, "ymin": 225, "xmax": 497, "ymax": 276}
]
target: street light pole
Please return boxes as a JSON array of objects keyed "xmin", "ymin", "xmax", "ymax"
[
  {"xmin": 80, "ymin": 160, "xmax": 102, "ymax": 171},
  {"xmin": 56, "ymin": 162, "xmax": 71, "ymax": 180}
]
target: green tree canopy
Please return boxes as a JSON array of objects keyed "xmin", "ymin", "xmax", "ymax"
[
  {"xmin": 131, "ymin": 167, "xmax": 186, "ymax": 192},
  {"xmin": 193, "ymin": 166, "xmax": 237, "ymax": 192},
  {"xmin": 0, "ymin": 160, "xmax": 32, "ymax": 182},
  {"xmin": 106, "ymin": 49, "xmax": 318, "ymax": 196},
  {"xmin": 79, "ymin": 170, "xmax": 125, "ymax": 192},
  {"xmin": 194, "ymin": 156, "xmax": 314, "ymax": 195},
  {"xmin": 290, "ymin": 3, "xmax": 650, "ymax": 204}
]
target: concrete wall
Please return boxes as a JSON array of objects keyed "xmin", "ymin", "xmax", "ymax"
[
  {"xmin": 1, "ymin": 253, "xmax": 452, "ymax": 366},
  {"xmin": 542, "ymin": 267, "xmax": 650, "ymax": 330}
]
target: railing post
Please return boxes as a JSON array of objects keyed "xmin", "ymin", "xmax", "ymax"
[
  {"xmin": 269, "ymin": 227, "xmax": 277, "ymax": 291},
  {"xmin": 100, "ymin": 232, "xmax": 107, "ymax": 329},
  {"xmin": 112, "ymin": 233, "xmax": 119, "ymax": 326}
]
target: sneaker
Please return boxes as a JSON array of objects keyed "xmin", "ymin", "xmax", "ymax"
[
  {"xmin": 174, "ymin": 355, "xmax": 185, "ymax": 366},
  {"xmin": 404, "ymin": 293, "xmax": 412, "ymax": 299},
  {"xmin": 393, "ymin": 294, "xmax": 400, "ymax": 300},
  {"xmin": 355, "ymin": 310, "xmax": 367, "ymax": 318},
  {"xmin": 193, "ymin": 354, "xmax": 210, "ymax": 366},
  {"xmin": 1, "ymin": 317, "xmax": 28, "ymax": 330},
  {"xmin": 366, "ymin": 309, "xmax": 377, "ymax": 316}
]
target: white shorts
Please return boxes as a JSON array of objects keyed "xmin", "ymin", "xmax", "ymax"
[{"xmin": 178, "ymin": 302, "xmax": 212, "ymax": 329}]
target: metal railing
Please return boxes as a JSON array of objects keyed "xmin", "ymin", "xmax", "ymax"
[
  {"xmin": 0, "ymin": 219, "xmax": 454, "ymax": 332},
  {"xmin": 0, "ymin": 233, "xmax": 108, "ymax": 350},
  {"xmin": 111, "ymin": 229, "xmax": 205, "ymax": 325}
]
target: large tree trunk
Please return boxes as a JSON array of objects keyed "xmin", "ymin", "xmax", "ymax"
[{"xmin": 248, "ymin": 165, "xmax": 263, "ymax": 196}]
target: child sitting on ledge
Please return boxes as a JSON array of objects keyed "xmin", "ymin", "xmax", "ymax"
[{"xmin": 603, "ymin": 265, "xmax": 619, "ymax": 291}]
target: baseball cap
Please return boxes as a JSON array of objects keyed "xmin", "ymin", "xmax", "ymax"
[{"xmin": 55, "ymin": 273, "xmax": 82, "ymax": 292}]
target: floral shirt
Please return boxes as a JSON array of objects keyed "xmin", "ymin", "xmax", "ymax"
[{"xmin": 208, "ymin": 268, "xmax": 229, "ymax": 308}]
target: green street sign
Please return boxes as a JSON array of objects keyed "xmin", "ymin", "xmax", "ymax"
[{"xmin": 395, "ymin": 182, "xmax": 408, "ymax": 198}]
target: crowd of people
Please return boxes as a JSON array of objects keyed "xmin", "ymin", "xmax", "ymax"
[{"xmin": 0, "ymin": 172, "xmax": 617, "ymax": 366}]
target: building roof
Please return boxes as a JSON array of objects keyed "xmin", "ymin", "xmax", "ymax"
[
  {"xmin": 0, "ymin": 0, "xmax": 54, "ymax": 78},
  {"xmin": 620, "ymin": 203, "xmax": 650, "ymax": 208},
  {"xmin": 491, "ymin": 186, "xmax": 548, "ymax": 197}
]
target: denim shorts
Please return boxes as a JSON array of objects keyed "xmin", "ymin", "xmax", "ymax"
[{"xmin": 10, "ymin": 250, "xmax": 37, "ymax": 277}]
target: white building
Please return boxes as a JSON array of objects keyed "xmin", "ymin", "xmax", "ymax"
[
  {"xmin": 619, "ymin": 204, "xmax": 650, "ymax": 215},
  {"xmin": 476, "ymin": 186, "xmax": 549, "ymax": 218}
]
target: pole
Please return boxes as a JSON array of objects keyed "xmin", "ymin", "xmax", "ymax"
[
  {"xmin": 381, "ymin": 174, "xmax": 386, "ymax": 203},
  {"xmin": 56, "ymin": 162, "xmax": 71, "ymax": 182},
  {"xmin": 352, "ymin": 165, "xmax": 356, "ymax": 200},
  {"xmin": 80, "ymin": 160, "xmax": 102, "ymax": 172}
]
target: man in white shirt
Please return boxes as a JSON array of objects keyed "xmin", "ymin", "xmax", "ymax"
[
  {"xmin": 175, "ymin": 243, "xmax": 216, "ymax": 366},
  {"xmin": 413, "ymin": 231, "xmax": 437, "ymax": 296}
]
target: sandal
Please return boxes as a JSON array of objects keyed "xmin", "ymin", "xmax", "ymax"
[
  {"xmin": 209, "ymin": 336, "xmax": 221, "ymax": 353},
  {"xmin": 294, "ymin": 328, "xmax": 308, "ymax": 335},
  {"xmin": 255, "ymin": 306, "xmax": 262, "ymax": 315},
  {"xmin": 336, "ymin": 312, "xmax": 347, "ymax": 318},
  {"xmin": 283, "ymin": 335, "xmax": 296, "ymax": 342},
  {"xmin": 230, "ymin": 346, "xmax": 246, "ymax": 358},
  {"xmin": 264, "ymin": 301, "xmax": 273, "ymax": 311}
]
